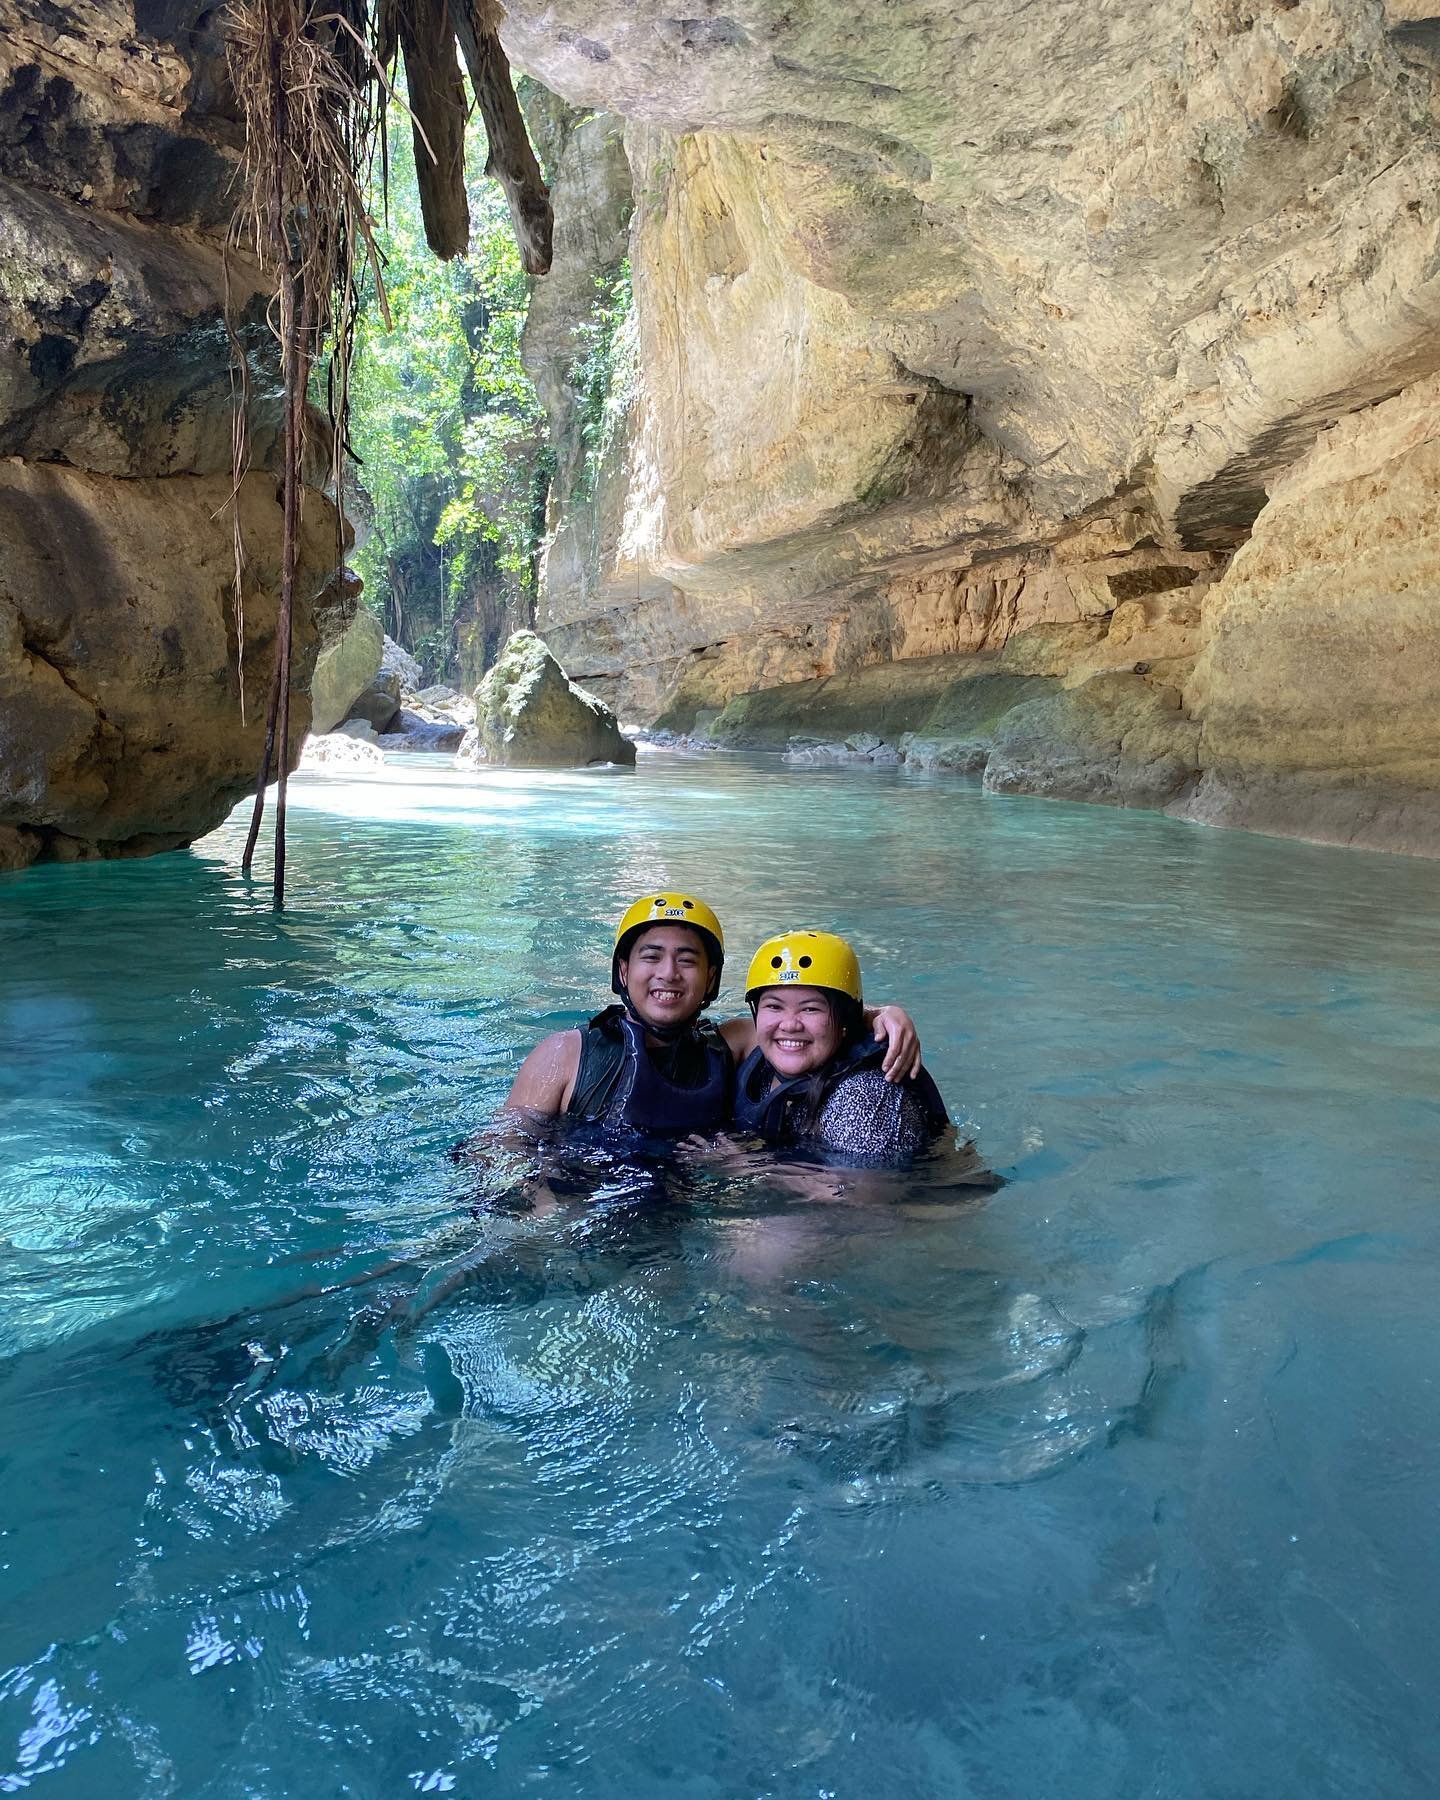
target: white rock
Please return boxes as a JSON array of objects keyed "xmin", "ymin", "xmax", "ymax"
[{"xmin": 300, "ymin": 732, "xmax": 385, "ymax": 769}]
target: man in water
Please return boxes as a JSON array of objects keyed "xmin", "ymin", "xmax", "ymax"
[{"xmin": 504, "ymin": 892, "xmax": 919, "ymax": 1136}]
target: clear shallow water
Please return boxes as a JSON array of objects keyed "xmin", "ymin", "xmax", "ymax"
[{"xmin": 3, "ymin": 751, "xmax": 1440, "ymax": 1798}]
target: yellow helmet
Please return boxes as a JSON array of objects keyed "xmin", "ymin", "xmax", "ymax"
[
  {"xmin": 744, "ymin": 930, "xmax": 862, "ymax": 1006},
  {"xmin": 612, "ymin": 892, "xmax": 725, "ymax": 1003}
]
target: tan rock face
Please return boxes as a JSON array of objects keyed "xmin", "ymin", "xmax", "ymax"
[
  {"xmin": 504, "ymin": 0, "xmax": 1440, "ymax": 539},
  {"xmin": 0, "ymin": 465, "xmax": 348, "ymax": 866},
  {"xmin": 0, "ymin": 1, "xmax": 346, "ymax": 871},
  {"xmin": 522, "ymin": 103, "xmax": 642, "ymax": 620},
  {"xmin": 500, "ymin": 3, "xmax": 1440, "ymax": 849},
  {"xmin": 1175, "ymin": 376, "xmax": 1440, "ymax": 851},
  {"xmin": 540, "ymin": 118, "xmax": 1034, "ymax": 714}
]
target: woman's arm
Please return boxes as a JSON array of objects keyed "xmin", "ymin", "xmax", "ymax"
[{"xmin": 863, "ymin": 1005, "xmax": 921, "ymax": 1081}]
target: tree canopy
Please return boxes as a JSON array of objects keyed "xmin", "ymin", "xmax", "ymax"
[{"xmin": 346, "ymin": 100, "xmax": 550, "ymax": 682}]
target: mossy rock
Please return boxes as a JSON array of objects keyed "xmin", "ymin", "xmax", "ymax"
[
  {"xmin": 462, "ymin": 631, "xmax": 636, "ymax": 768},
  {"xmin": 309, "ymin": 609, "xmax": 383, "ymax": 734},
  {"xmin": 707, "ymin": 658, "xmax": 1057, "ymax": 760},
  {"xmin": 984, "ymin": 671, "xmax": 1200, "ymax": 807}
]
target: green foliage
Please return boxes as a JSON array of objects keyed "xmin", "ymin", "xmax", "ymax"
[
  {"xmin": 570, "ymin": 258, "xmax": 637, "ymax": 502},
  {"xmin": 341, "ymin": 97, "xmax": 547, "ymax": 681}
]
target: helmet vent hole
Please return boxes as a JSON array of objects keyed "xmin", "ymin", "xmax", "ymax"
[
  {"xmin": 682, "ymin": 899, "xmax": 694, "ymax": 909},
  {"xmin": 770, "ymin": 955, "xmax": 783, "ymax": 969},
  {"xmin": 798, "ymin": 955, "xmax": 812, "ymax": 968}
]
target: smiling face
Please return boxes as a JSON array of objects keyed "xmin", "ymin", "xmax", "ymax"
[
  {"xmin": 753, "ymin": 986, "xmax": 844, "ymax": 1077},
  {"xmin": 618, "ymin": 925, "xmax": 712, "ymax": 1030}
]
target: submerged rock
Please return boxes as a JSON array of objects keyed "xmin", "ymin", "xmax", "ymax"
[
  {"xmin": 984, "ymin": 673, "xmax": 1201, "ymax": 809},
  {"xmin": 380, "ymin": 711, "xmax": 467, "ymax": 753},
  {"xmin": 784, "ymin": 733, "xmax": 902, "ymax": 764},
  {"xmin": 459, "ymin": 631, "xmax": 636, "ymax": 768},
  {"xmin": 310, "ymin": 610, "xmax": 384, "ymax": 734},
  {"xmin": 897, "ymin": 737, "xmax": 990, "ymax": 775}
]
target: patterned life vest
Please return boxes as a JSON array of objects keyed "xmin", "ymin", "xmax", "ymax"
[{"xmin": 732, "ymin": 1033, "xmax": 949, "ymax": 1146}]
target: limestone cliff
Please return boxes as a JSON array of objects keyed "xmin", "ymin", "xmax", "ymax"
[
  {"xmin": 6, "ymin": 0, "xmax": 1438, "ymax": 865},
  {"xmin": 0, "ymin": 0, "xmax": 349, "ymax": 871},
  {"xmin": 504, "ymin": 0, "xmax": 1440, "ymax": 852},
  {"xmin": 1177, "ymin": 375, "xmax": 1440, "ymax": 853}
]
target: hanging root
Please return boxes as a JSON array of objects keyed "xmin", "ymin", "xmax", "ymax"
[
  {"xmin": 224, "ymin": 0, "xmax": 553, "ymax": 900},
  {"xmin": 225, "ymin": 0, "xmax": 383, "ymax": 898}
]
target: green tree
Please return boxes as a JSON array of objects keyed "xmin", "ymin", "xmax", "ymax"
[{"xmin": 344, "ymin": 97, "xmax": 548, "ymax": 682}]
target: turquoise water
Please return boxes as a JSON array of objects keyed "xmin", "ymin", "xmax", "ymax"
[{"xmin": 4, "ymin": 751, "xmax": 1440, "ymax": 1797}]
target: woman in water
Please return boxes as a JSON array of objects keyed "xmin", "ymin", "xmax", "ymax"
[{"xmin": 731, "ymin": 930, "xmax": 951, "ymax": 1164}]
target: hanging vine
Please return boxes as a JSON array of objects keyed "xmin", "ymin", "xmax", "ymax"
[{"xmin": 224, "ymin": 0, "xmax": 386, "ymax": 904}]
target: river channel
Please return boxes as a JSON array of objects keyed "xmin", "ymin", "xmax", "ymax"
[{"xmin": 3, "ymin": 752, "xmax": 1439, "ymax": 1797}]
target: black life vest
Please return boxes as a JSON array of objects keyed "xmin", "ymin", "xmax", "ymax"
[
  {"xmin": 732, "ymin": 1033, "xmax": 950, "ymax": 1146},
  {"xmin": 565, "ymin": 1006, "xmax": 733, "ymax": 1138}
]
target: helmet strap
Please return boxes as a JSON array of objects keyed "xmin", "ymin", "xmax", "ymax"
[{"xmin": 619, "ymin": 989, "xmax": 697, "ymax": 1043}]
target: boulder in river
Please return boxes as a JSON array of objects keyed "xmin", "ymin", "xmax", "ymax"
[
  {"xmin": 380, "ymin": 711, "xmax": 467, "ymax": 753},
  {"xmin": 458, "ymin": 632, "xmax": 636, "ymax": 768},
  {"xmin": 782, "ymin": 733, "xmax": 903, "ymax": 764},
  {"xmin": 413, "ymin": 683, "xmax": 467, "ymax": 712},
  {"xmin": 310, "ymin": 610, "xmax": 384, "ymax": 734},
  {"xmin": 382, "ymin": 635, "xmax": 424, "ymax": 693}
]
